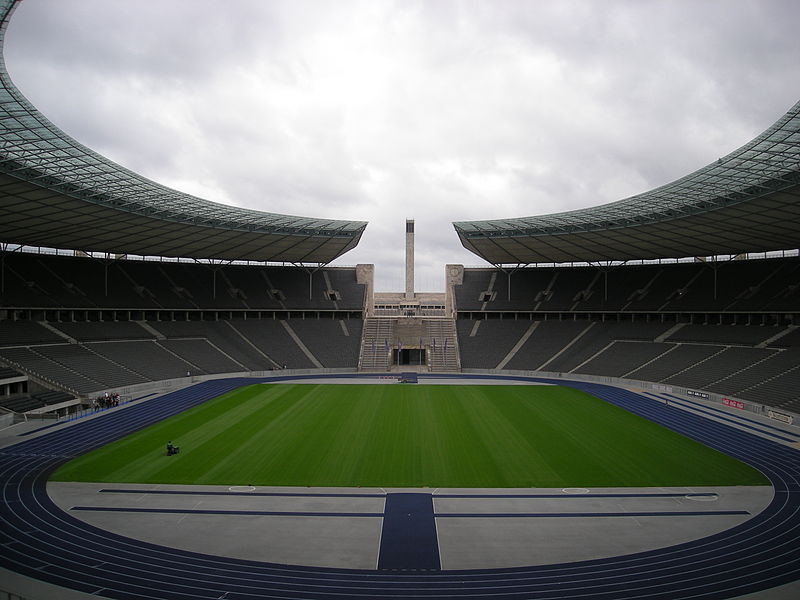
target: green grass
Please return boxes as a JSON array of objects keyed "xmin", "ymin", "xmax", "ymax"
[{"xmin": 51, "ymin": 384, "xmax": 769, "ymax": 488}]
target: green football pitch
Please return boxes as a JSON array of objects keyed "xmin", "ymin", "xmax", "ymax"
[{"xmin": 51, "ymin": 384, "xmax": 769, "ymax": 488}]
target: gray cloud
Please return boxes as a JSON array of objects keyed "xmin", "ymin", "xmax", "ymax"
[{"xmin": 4, "ymin": 0, "xmax": 799, "ymax": 291}]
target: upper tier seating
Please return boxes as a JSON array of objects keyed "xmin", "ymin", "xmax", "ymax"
[
  {"xmin": 0, "ymin": 252, "xmax": 365, "ymax": 311},
  {"xmin": 51, "ymin": 321, "xmax": 154, "ymax": 342},
  {"xmin": 455, "ymin": 257, "xmax": 800, "ymax": 313}
]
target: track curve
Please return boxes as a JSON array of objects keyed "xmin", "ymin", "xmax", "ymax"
[{"xmin": 1, "ymin": 375, "xmax": 799, "ymax": 599}]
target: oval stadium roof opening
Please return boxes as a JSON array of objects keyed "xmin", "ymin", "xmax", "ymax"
[
  {"xmin": 454, "ymin": 100, "xmax": 800, "ymax": 265},
  {"xmin": 0, "ymin": 1, "xmax": 366, "ymax": 265}
]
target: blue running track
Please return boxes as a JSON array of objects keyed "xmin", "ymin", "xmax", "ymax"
[{"xmin": 1, "ymin": 375, "xmax": 799, "ymax": 599}]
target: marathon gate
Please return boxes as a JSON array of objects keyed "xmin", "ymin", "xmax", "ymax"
[{"xmin": 394, "ymin": 348, "xmax": 426, "ymax": 366}]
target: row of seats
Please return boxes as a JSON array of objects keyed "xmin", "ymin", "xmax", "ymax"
[
  {"xmin": 456, "ymin": 258, "xmax": 800, "ymax": 313},
  {"xmin": 0, "ymin": 389, "xmax": 75, "ymax": 413},
  {"xmin": 0, "ymin": 318, "xmax": 364, "ymax": 396},
  {"xmin": 0, "ymin": 366, "xmax": 22, "ymax": 379},
  {"xmin": 0, "ymin": 252, "xmax": 365, "ymax": 311},
  {"xmin": 457, "ymin": 318, "xmax": 800, "ymax": 413},
  {"xmin": 3, "ymin": 316, "xmax": 797, "ymax": 414}
]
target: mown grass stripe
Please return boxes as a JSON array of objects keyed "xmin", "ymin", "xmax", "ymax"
[{"xmin": 51, "ymin": 384, "xmax": 769, "ymax": 488}]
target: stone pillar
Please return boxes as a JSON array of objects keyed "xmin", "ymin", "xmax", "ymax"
[
  {"xmin": 445, "ymin": 264, "xmax": 464, "ymax": 317},
  {"xmin": 356, "ymin": 264, "xmax": 375, "ymax": 317},
  {"xmin": 405, "ymin": 219, "xmax": 414, "ymax": 300}
]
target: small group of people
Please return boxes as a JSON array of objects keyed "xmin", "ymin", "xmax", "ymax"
[
  {"xmin": 92, "ymin": 392, "xmax": 120, "ymax": 410},
  {"xmin": 166, "ymin": 440, "xmax": 181, "ymax": 456}
]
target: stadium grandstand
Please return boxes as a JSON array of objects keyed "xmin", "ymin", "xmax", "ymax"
[
  {"xmin": 1, "ymin": 0, "xmax": 800, "ymax": 599},
  {"xmin": 0, "ymin": 0, "xmax": 368, "ymax": 416},
  {"xmin": 447, "ymin": 94, "xmax": 800, "ymax": 416}
]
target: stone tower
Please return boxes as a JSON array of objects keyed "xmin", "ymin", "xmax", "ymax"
[{"xmin": 405, "ymin": 219, "xmax": 414, "ymax": 300}]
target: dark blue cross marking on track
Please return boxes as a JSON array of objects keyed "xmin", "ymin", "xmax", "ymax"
[
  {"xmin": 378, "ymin": 493, "xmax": 440, "ymax": 571},
  {"xmin": 75, "ymin": 488, "xmax": 752, "ymax": 572}
]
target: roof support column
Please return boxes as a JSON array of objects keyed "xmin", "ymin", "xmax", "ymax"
[
  {"xmin": 197, "ymin": 260, "xmax": 232, "ymax": 302},
  {"xmin": 494, "ymin": 264, "xmax": 522, "ymax": 302},
  {"xmin": 714, "ymin": 266, "xmax": 717, "ymax": 301},
  {"xmin": 591, "ymin": 261, "xmax": 623, "ymax": 302},
  {"xmin": 0, "ymin": 244, "xmax": 25, "ymax": 295},
  {"xmin": 295, "ymin": 263, "xmax": 327, "ymax": 301}
]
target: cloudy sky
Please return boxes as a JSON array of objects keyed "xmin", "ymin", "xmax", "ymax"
[{"xmin": 4, "ymin": 0, "xmax": 800, "ymax": 291}]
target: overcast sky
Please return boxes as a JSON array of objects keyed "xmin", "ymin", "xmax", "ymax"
[{"xmin": 5, "ymin": 0, "xmax": 800, "ymax": 291}]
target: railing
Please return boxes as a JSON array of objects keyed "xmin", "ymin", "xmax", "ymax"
[
  {"xmin": 0, "ymin": 243, "xmax": 359, "ymax": 269},
  {"xmin": 463, "ymin": 248, "xmax": 800, "ymax": 270},
  {"xmin": 0, "ymin": 356, "xmax": 80, "ymax": 397},
  {"xmin": 461, "ymin": 368, "xmax": 799, "ymax": 423},
  {"xmin": 86, "ymin": 368, "xmax": 358, "ymax": 399}
]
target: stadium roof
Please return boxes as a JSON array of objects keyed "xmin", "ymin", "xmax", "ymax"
[
  {"xmin": 0, "ymin": 0, "xmax": 366, "ymax": 264},
  {"xmin": 454, "ymin": 100, "xmax": 800, "ymax": 265}
]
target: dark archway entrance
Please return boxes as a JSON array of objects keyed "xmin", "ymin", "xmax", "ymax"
[{"xmin": 394, "ymin": 348, "xmax": 426, "ymax": 366}]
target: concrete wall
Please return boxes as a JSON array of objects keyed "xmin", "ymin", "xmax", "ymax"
[
  {"xmin": 462, "ymin": 368, "xmax": 800, "ymax": 423},
  {"xmin": 86, "ymin": 367, "xmax": 797, "ymax": 426}
]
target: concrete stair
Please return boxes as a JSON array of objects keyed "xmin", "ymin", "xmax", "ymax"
[
  {"xmin": 359, "ymin": 317, "xmax": 393, "ymax": 371},
  {"xmin": 358, "ymin": 317, "xmax": 460, "ymax": 372},
  {"xmin": 426, "ymin": 318, "xmax": 460, "ymax": 372}
]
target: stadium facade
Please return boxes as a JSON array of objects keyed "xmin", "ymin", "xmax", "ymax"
[
  {"xmin": 1, "ymin": 0, "xmax": 798, "ymax": 413},
  {"xmin": 1, "ymin": 0, "xmax": 798, "ymax": 415},
  {"xmin": 1, "ymin": 1, "xmax": 800, "ymax": 599}
]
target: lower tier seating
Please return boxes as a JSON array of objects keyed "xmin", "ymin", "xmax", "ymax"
[
  {"xmin": 0, "ymin": 317, "xmax": 364, "ymax": 395},
  {"xmin": 457, "ymin": 318, "xmax": 800, "ymax": 413}
]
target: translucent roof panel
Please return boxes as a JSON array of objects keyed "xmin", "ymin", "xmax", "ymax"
[
  {"xmin": 0, "ymin": 0, "xmax": 366, "ymax": 263},
  {"xmin": 454, "ymin": 99, "xmax": 800, "ymax": 264}
]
